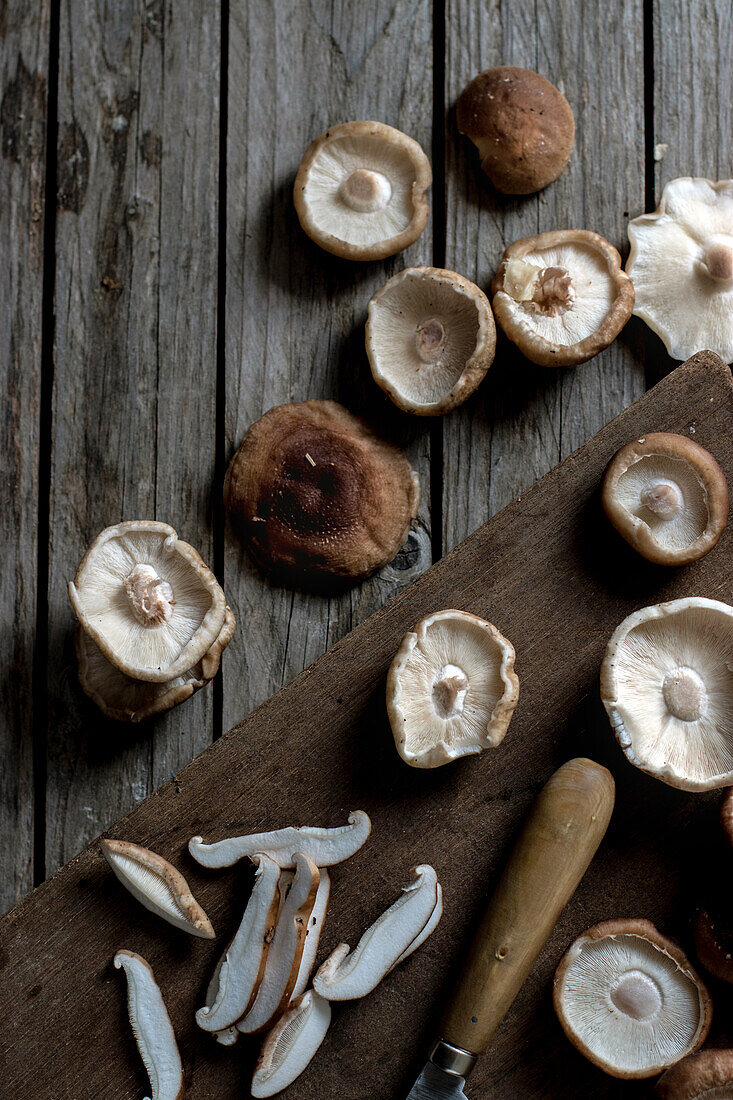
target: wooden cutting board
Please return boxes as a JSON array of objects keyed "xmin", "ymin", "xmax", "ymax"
[{"xmin": 1, "ymin": 351, "xmax": 732, "ymax": 1099}]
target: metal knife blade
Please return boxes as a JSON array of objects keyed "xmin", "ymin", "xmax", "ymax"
[{"xmin": 406, "ymin": 1062, "xmax": 468, "ymax": 1100}]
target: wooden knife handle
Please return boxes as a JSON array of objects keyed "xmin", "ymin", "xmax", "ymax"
[{"xmin": 440, "ymin": 757, "xmax": 614, "ymax": 1056}]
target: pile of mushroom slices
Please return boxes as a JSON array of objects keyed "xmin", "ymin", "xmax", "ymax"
[
  {"xmin": 69, "ymin": 521, "xmax": 233, "ymax": 722},
  {"xmin": 98, "ymin": 815, "xmax": 441, "ymax": 1098}
]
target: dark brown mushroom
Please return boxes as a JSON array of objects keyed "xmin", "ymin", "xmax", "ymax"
[
  {"xmin": 224, "ymin": 400, "xmax": 420, "ymax": 589},
  {"xmin": 694, "ymin": 906, "xmax": 733, "ymax": 984},
  {"xmin": 657, "ymin": 1049, "xmax": 733, "ymax": 1098},
  {"xmin": 456, "ymin": 66, "xmax": 574, "ymax": 194}
]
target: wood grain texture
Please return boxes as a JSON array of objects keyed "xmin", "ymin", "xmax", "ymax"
[
  {"xmin": 442, "ymin": 0, "xmax": 647, "ymax": 549},
  {"xmin": 222, "ymin": 0, "xmax": 433, "ymax": 727},
  {"xmin": 46, "ymin": 0, "xmax": 220, "ymax": 875},
  {"xmin": 1, "ymin": 354, "xmax": 730, "ymax": 1099},
  {"xmin": 0, "ymin": 0, "xmax": 50, "ymax": 913}
]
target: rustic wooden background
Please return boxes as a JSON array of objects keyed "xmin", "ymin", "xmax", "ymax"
[{"xmin": 1, "ymin": 0, "xmax": 730, "ymax": 922}]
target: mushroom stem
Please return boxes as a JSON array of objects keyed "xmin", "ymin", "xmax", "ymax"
[
  {"xmin": 415, "ymin": 318, "xmax": 447, "ymax": 362},
  {"xmin": 610, "ymin": 970, "xmax": 662, "ymax": 1021},
  {"xmin": 640, "ymin": 479, "xmax": 683, "ymax": 519},
  {"xmin": 662, "ymin": 667, "xmax": 708, "ymax": 722},
  {"xmin": 702, "ymin": 241, "xmax": 733, "ymax": 283},
  {"xmin": 339, "ymin": 168, "xmax": 392, "ymax": 213},
  {"xmin": 124, "ymin": 564, "xmax": 175, "ymax": 626},
  {"xmin": 432, "ymin": 664, "xmax": 469, "ymax": 719},
  {"xmin": 528, "ymin": 266, "xmax": 575, "ymax": 315}
]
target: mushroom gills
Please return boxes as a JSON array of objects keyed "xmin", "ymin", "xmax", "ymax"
[
  {"xmin": 251, "ymin": 990, "xmax": 332, "ymax": 1098},
  {"xmin": 237, "ymin": 854, "xmax": 320, "ymax": 1034},
  {"xmin": 189, "ymin": 810, "xmax": 371, "ymax": 870},
  {"xmin": 196, "ymin": 854, "xmax": 281, "ymax": 1032},
  {"xmin": 101, "ymin": 839, "xmax": 214, "ymax": 938},
  {"xmin": 615, "ymin": 455, "xmax": 708, "ymax": 548},
  {"xmin": 114, "ymin": 950, "xmax": 184, "ymax": 1100},
  {"xmin": 313, "ymin": 865, "xmax": 440, "ymax": 1001}
]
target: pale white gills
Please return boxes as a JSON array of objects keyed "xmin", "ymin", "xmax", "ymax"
[
  {"xmin": 251, "ymin": 990, "xmax": 332, "ymax": 1098},
  {"xmin": 391, "ymin": 884, "xmax": 443, "ymax": 971},
  {"xmin": 101, "ymin": 839, "xmax": 214, "ymax": 938},
  {"xmin": 114, "ymin": 950, "xmax": 184, "ymax": 1100},
  {"xmin": 614, "ymin": 456, "xmax": 708, "ymax": 550},
  {"xmin": 387, "ymin": 610, "xmax": 519, "ymax": 768},
  {"xmin": 601, "ymin": 598, "xmax": 733, "ymax": 791},
  {"xmin": 627, "ymin": 177, "xmax": 733, "ymax": 361},
  {"xmin": 237, "ymin": 854, "xmax": 320, "ymax": 1034},
  {"xmin": 68, "ymin": 520, "xmax": 228, "ymax": 682},
  {"xmin": 313, "ymin": 865, "xmax": 440, "ymax": 1000},
  {"xmin": 196, "ymin": 854, "xmax": 281, "ymax": 1032},
  {"xmin": 189, "ymin": 810, "xmax": 371, "ymax": 869},
  {"xmin": 554, "ymin": 923, "xmax": 711, "ymax": 1078},
  {"xmin": 292, "ymin": 870, "xmax": 331, "ymax": 1000}
]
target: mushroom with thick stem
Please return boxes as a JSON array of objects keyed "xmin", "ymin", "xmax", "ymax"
[
  {"xmin": 553, "ymin": 919, "xmax": 713, "ymax": 1079},
  {"xmin": 114, "ymin": 950, "xmax": 184, "ymax": 1100},
  {"xmin": 601, "ymin": 434, "xmax": 729, "ymax": 566},
  {"xmin": 627, "ymin": 177, "xmax": 733, "ymax": 362},
  {"xmin": 456, "ymin": 66, "xmax": 575, "ymax": 194},
  {"xmin": 656, "ymin": 1049, "xmax": 733, "ymax": 1098},
  {"xmin": 365, "ymin": 267, "xmax": 496, "ymax": 415},
  {"xmin": 250, "ymin": 990, "xmax": 332, "ymax": 1099},
  {"xmin": 387, "ymin": 610, "xmax": 519, "ymax": 769},
  {"xmin": 189, "ymin": 810, "xmax": 371, "ymax": 870},
  {"xmin": 491, "ymin": 230, "xmax": 634, "ymax": 367},
  {"xmin": 224, "ymin": 401, "xmax": 419, "ymax": 589},
  {"xmin": 600, "ymin": 597, "xmax": 733, "ymax": 791},
  {"xmin": 293, "ymin": 121, "xmax": 431, "ymax": 261},
  {"xmin": 69, "ymin": 520, "xmax": 228, "ymax": 683}
]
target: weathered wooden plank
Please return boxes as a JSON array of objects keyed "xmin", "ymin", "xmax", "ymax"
[
  {"xmin": 442, "ymin": 0, "xmax": 647, "ymax": 550},
  {"xmin": 1, "ymin": 354, "xmax": 730, "ymax": 1098},
  {"xmin": 222, "ymin": 0, "xmax": 434, "ymax": 728},
  {"xmin": 0, "ymin": 0, "xmax": 50, "ymax": 914},
  {"xmin": 45, "ymin": 0, "xmax": 220, "ymax": 874}
]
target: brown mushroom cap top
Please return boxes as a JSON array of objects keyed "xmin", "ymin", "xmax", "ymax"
[
  {"xmin": 456, "ymin": 66, "xmax": 574, "ymax": 194},
  {"xmin": 656, "ymin": 1049, "xmax": 733, "ymax": 1099},
  {"xmin": 694, "ymin": 906, "xmax": 733, "ymax": 985},
  {"xmin": 224, "ymin": 400, "xmax": 420, "ymax": 588},
  {"xmin": 601, "ymin": 433, "xmax": 729, "ymax": 566}
]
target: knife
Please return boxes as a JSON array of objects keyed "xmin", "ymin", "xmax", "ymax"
[{"xmin": 406, "ymin": 756, "xmax": 615, "ymax": 1099}]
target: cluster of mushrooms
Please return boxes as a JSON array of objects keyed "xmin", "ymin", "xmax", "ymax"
[{"xmin": 101, "ymin": 813, "xmax": 442, "ymax": 1097}]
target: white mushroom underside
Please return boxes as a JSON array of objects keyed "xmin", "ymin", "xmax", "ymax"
[
  {"xmin": 368, "ymin": 273, "xmax": 481, "ymax": 404},
  {"xmin": 497, "ymin": 242, "xmax": 617, "ymax": 345},
  {"xmin": 302, "ymin": 135, "xmax": 417, "ymax": 245},
  {"xmin": 106, "ymin": 854, "xmax": 196, "ymax": 929},
  {"xmin": 78, "ymin": 630, "xmax": 198, "ymax": 713},
  {"xmin": 73, "ymin": 532, "xmax": 215, "ymax": 670},
  {"xmin": 628, "ymin": 179, "xmax": 733, "ymax": 362},
  {"xmin": 114, "ymin": 951, "xmax": 183, "ymax": 1100},
  {"xmin": 609, "ymin": 605, "xmax": 733, "ymax": 783},
  {"xmin": 396, "ymin": 621, "xmax": 508, "ymax": 755},
  {"xmin": 559, "ymin": 934, "xmax": 704, "ymax": 1074},
  {"xmin": 615, "ymin": 455, "xmax": 709, "ymax": 549},
  {"xmin": 251, "ymin": 991, "xmax": 331, "ymax": 1098}
]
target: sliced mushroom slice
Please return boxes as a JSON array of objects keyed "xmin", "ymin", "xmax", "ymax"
[
  {"xmin": 313, "ymin": 865, "xmax": 440, "ymax": 1001},
  {"xmin": 491, "ymin": 230, "xmax": 634, "ymax": 367},
  {"xmin": 69, "ymin": 521, "xmax": 228, "ymax": 682},
  {"xmin": 391, "ymin": 884, "xmax": 443, "ymax": 970},
  {"xmin": 114, "ymin": 950, "xmax": 184, "ymax": 1100},
  {"xmin": 553, "ymin": 919, "xmax": 712, "ymax": 1079},
  {"xmin": 387, "ymin": 610, "xmax": 519, "ymax": 769},
  {"xmin": 101, "ymin": 839, "xmax": 214, "ymax": 939},
  {"xmin": 601, "ymin": 598, "xmax": 733, "ymax": 791},
  {"xmin": 76, "ymin": 607, "xmax": 235, "ymax": 722},
  {"xmin": 251, "ymin": 990, "xmax": 331, "ymax": 1099},
  {"xmin": 292, "ymin": 870, "xmax": 331, "ymax": 1001},
  {"xmin": 293, "ymin": 121, "xmax": 431, "ymax": 261},
  {"xmin": 602, "ymin": 434, "xmax": 729, "ymax": 566},
  {"xmin": 196, "ymin": 854, "xmax": 281, "ymax": 1033},
  {"xmin": 694, "ymin": 907, "xmax": 733, "ymax": 984},
  {"xmin": 656, "ymin": 1049, "xmax": 733, "ymax": 1099},
  {"xmin": 224, "ymin": 401, "xmax": 420, "ymax": 589},
  {"xmin": 238, "ymin": 854, "xmax": 320, "ymax": 1034},
  {"xmin": 189, "ymin": 810, "xmax": 371, "ymax": 870},
  {"xmin": 627, "ymin": 177, "xmax": 733, "ymax": 362},
  {"xmin": 365, "ymin": 267, "xmax": 496, "ymax": 415}
]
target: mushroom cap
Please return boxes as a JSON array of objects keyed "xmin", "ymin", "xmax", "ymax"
[
  {"xmin": 627, "ymin": 178, "xmax": 733, "ymax": 362},
  {"xmin": 76, "ymin": 607, "xmax": 235, "ymax": 722},
  {"xmin": 456, "ymin": 66, "xmax": 574, "ymax": 194},
  {"xmin": 694, "ymin": 907, "xmax": 733, "ymax": 985},
  {"xmin": 365, "ymin": 267, "xmax": 496, "ymax": 415},
  {"xmin": 657, "ymin": 1049, "xmax": 733, "ymax": 1099},
  {"xmin": 553, "ymin": 918, "xmax": 713, "ymax": 1079},
  {"xmin": 491, "ymin": 230, "xmax": 634, "ymax": 367},
  {"xmin": 387, "ymin": 609, "xmax": 519, "ymax": 769},
  {"xmin": 69, "ymin": 521, "xmax": 228, "ymax": 683},
  {"xmin": 293, "ymin": 121, "xmax": 432, "ymax": 261},
  {"xmin": 601, "ymin": 433, "xmax": 729, "ymax": 566},
  {"xmin": 600, "ymin": 598, "xmax": 733, "ymax": 791},
  {"xmin": 224, "ymin": 400, "xmax": 420, "ymax": 589}
]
